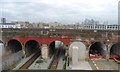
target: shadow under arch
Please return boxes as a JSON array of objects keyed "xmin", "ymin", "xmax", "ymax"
[
  {"xmin": 7, "ymin": 39, "xmax": 22, "ymax": 53},
  {"xmin": 89, "ymin": 42, "xmax": 107, "ymax": 56},
  {"xmin": 48, "ymin": 40, "xmax": 65, "ymax": 58},
  {"xmin": 25, "ymin": 40, "xmax": 41, "ymax": 57},
  {"xmin": 110, "ymin": 42, "xmax": 120, "ymax": 57}
]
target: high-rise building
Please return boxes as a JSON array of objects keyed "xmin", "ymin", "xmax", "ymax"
[
  {"xmin": 1, "ymin": 18, "xmax": 6, "ymax": 23},
  {"xmin": 82, "ymin": 19, "xmax": 99, "ymax": 25}
]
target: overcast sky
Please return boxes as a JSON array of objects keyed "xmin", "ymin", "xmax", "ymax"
[{"xmin": 0, "ymin": 0, "xmax": 119, "ymax": 24}]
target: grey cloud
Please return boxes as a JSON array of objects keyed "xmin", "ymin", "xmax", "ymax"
[{"xmin": 0, "ymin": 1, "xmax": 118, "ymax": 24}]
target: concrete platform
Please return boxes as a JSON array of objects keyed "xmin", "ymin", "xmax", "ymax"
[
  {"xmin": 90, "ymin": 59, "xmax": 118, "ymax": 70},
  {"xmin": 57, "ymin": 56, "xmax": 65, "ymax": 69},
  {"xmin": 71, "ymin": 61, "xmax": 92, "ymax": 70}
]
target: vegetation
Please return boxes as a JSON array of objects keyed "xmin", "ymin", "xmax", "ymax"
[
  {"xmin": 62, "ymin": 63, "xmax": 66, "ymax": 70},
  {"xmin": 2, "ymin": 56, "xmax": 24, "ymax": 70},
  {"xmin": 11, "ymin": 60, "xmax": 21, "ymax": 69},
  {"xmin": 36, "ymin": 56, "xmax": 44, "ymax": 63},
  {"xmin": 36, "ymin": 59, "xmax": 44, "ymax": 63},
  {"xmin": 3, "ymin": 64, "xmax": 8, "ymax": 70},
  {"xmin": 3, "ymin": 60, "xmax": 20, "ymax": 70}
]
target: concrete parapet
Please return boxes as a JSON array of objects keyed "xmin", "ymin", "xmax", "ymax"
[{"xmin": 41, "ymin": 44, "xmax": 49, "ymax": 59}]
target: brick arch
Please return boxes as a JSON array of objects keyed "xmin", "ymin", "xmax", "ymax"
[
  {"xmin": 0, "ymin": 40, "xmax": 3, "ymax": 43},
  {"xmin": 48, "ymin": 39, "xmax": 69, "ymax": 46},
  {"xmin": 24, "ymin": 40, "xmax": 41, "ymax": 57},
  {"xmin": 12, "ymin": 36, "xmax": 41, "ymax": 45},
  {"xmin": 109, "ymin": 42, "xmax": 120, "ymax": 56},
  {"xmin": 13, "ymin": 36, "xmax": 73, "ymax": 45},
  {"xmin": 24, "ymin": 39, "xmax": 40, "ymax": 45},
  {"xmin": 6, "ymin": 39, "xmax": 22, "ymax": 53},
  {"xmin": 49, "ymin": 40, "xmax": 63, "ymax": 45},
  {"xmin": 7, "ymin": 39, "xmax": 22, "ymax": 47},
  {"xmin": 89, "ymin": 41, "xmax": 107, "ymax": 56},
  {"xmin": 48, "ymin": 39, "xmax": 67, "ymax": 58},
  {"xmin": 107, "ymin": 42, "xmax": 118, "ymax": 51}
]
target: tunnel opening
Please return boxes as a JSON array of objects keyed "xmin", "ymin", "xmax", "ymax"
[
  {"xmin": 7, "ymin": 39, "xmax": 22, "ymax": 53},
  {"xmin": 25, "ymin": 40, "xmax": 40, "ymax": 57},
  {"xmin": 110, "ymin": 43, "xmax": 120, "ymax": 60},
  {"xmin": 49, "ymin": 41, "xmax": 66, "ymax": 59},
  {"xmin": 89, "ymin": 42, "xmax": 107, "ymax": 57}
]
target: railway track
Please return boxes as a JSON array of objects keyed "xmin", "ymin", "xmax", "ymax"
[
  {"xmin": 48, "ymin": 48, "xmax": 63, "ymax": 69},
  {"xmin": 113, "ymin": 58, "xmax": 120, "ymax": 63},
  {"xmin": 89, "ymin": 58, "xmax": 119, "ymax": 70},
  {"xmin": 19, "ymin": 51, "xmax": 40, "ymax": 69},
  {"xmin": 89, "ymin": 55, "xmax": 120, "ymax": 63},
  {"xmin": 89, "ymin": 59, "xmax": 99, "ymax": 70}
]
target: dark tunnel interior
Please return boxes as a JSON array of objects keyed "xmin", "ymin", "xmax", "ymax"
[
  {"xmin": 110, "ymin": 43, "xmax": 120, "ymax": 56},
  {"xmin": 25, "ymin": 40, "xmax": 40, "ymax": 57},
  {"xmin": 49, "ymin": 41, "xmax": 65, "ymax": 58},
  {"xmin": 89, "ymin": 42, "xmax": 107, "ymax": 56},
  {"xmin": 49, "ymin": 41, "xmax": 56, "ymax": 58},
  {"xmin": 7, "ymin": 39, "xmax": 22, "ymax": 53}
]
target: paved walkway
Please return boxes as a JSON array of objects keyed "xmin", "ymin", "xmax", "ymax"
[{"xmin": 70, "ymin": 61, "xmax": 92, "ymax": 70}]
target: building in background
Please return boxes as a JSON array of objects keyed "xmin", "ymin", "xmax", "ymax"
[
  {"xmin": 1, "ymin": 18, "xmax": 6, "ymax": 23},
  {"xmin": 13, "ymin": 21, "xmax": 33, "ymax": 28},
  {"xmin": 79, "ymin": 24, "xmax": 119, "ymax": 30},
  {"xmin": 81, "ymin": 19, "xmax": 99, "ymax": 25},
  {"xmin": 0, "ymin": 18, "xmax": 21, "ymax": 28}
]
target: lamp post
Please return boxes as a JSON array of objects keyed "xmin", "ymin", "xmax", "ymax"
[{"xmin": 106, "ymin": 39, "xmax": 110, "ymax": 61}]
